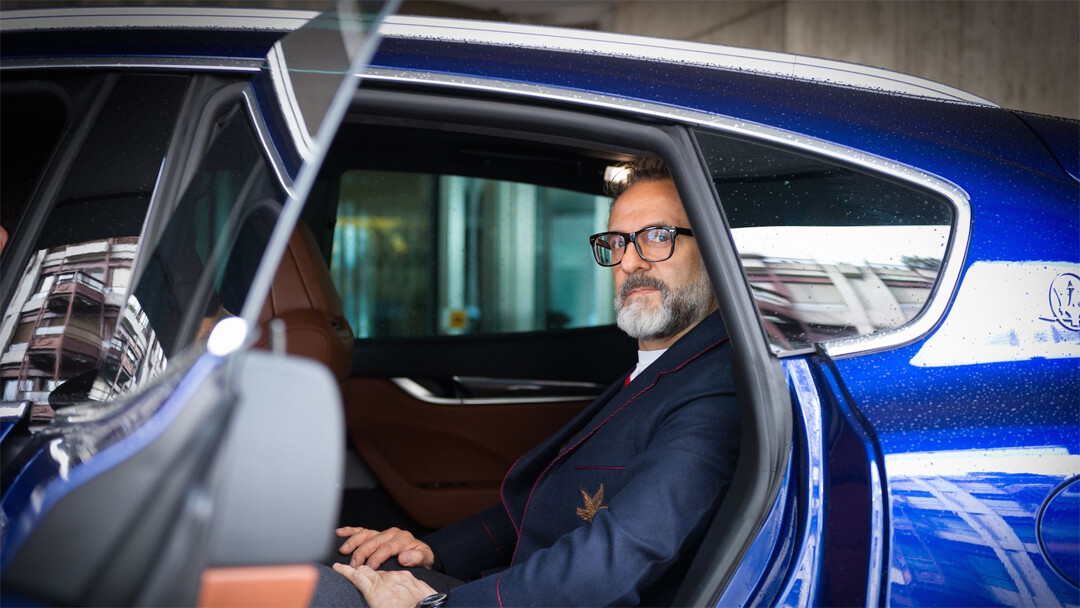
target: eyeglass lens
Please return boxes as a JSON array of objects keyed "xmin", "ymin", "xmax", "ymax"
[{"xmin": 593, "ymin": 228, "xmax": 674, "ymax": 265}]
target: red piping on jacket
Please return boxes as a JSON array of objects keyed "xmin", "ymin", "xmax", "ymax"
[
  {"xmin": 473, "ymin": 514, "xmax": 502, "ymax": 562},
  {"xmin": 505, "ymin": 337, "xmax": 728, "ymax": 565}
]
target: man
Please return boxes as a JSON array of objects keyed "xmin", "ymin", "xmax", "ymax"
[{"xmin": 318, "ymin": 157, "xmax": 739, "ymax": 607}]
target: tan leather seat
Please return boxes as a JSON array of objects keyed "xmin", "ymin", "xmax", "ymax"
[{"xmin": 255, "ymin": 222, "xmax": 353, "ymax": 382}]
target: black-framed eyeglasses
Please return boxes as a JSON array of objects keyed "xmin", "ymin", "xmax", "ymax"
[{"xmin": 589, "ymin": 226, "xmax": 694, "ymax": 267}]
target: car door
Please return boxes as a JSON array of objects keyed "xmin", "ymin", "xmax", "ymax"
[{"xmin": 0, "ymin": 4, "xmax": 399, "ymax": 605}]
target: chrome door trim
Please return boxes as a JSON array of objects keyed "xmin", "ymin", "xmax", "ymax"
[
  {"xmin": 391, "ymin": 377, "xmax": 602, "ymax": 406},
  {"xmin": 0, "ymin": 58, "xmax": 262, "ymax": 72},
  {"xmin": 241, "ymin": 87, "xmax": 297, "ymax": 199}
]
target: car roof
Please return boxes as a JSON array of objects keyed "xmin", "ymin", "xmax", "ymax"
[
  {"xmin": 2, "ymin": 7, "xmax": 992, "ymax": 106},
  {"xmin": 379, "ymin": 15, "xmax": 995, "ymax": 106},
  {"xmin": 6, "ymin": 6, "xmax": 1070, "ymax": 189}
]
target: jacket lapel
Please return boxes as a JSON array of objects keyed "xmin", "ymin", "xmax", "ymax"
[
  {"xmin": 501, "ymin": 312, "xmax": 729, "ymax": 527},
  {"xmin": 556, "ymin": 312, "xmax": 729, "ymax": 455}
]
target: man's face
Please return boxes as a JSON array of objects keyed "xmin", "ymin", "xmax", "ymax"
[{"xmin": 608, "ymin": 179, "xmax": 715, "ymax": 349}]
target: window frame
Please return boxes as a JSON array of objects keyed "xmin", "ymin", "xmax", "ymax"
[
  {"xmin": 692, "ymin": 128, "xmax": 962, "ymax": 357},
  {"xmin": 359, "ymin": 69, "xmax": 972, "ymax": 362}
]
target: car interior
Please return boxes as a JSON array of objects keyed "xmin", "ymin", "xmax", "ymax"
[{"xmin": 310, "ymin": 106, "xmax": 640, "ymax": 531}]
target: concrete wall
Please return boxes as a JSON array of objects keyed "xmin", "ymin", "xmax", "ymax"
[{"xmin": 601, "ymin": 1, "xmax": 1079, "ymax": 119}]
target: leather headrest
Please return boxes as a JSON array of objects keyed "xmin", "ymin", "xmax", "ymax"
[{"xmin": 256, "ymin": 223, "xmax": 354, "ymax": 382}]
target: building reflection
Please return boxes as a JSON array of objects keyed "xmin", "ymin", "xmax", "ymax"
[
  {"xmin": 0, "ymin": 238, "xmax": 163, "ymax": 425},
  {"xmin": 743, "ymin": 254, "xmax": 939, "ymax": 349}
]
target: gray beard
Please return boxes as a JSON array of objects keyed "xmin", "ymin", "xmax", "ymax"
[{"xmin": 614, "ymin": 270, "xmax": 714, "ymax": 342}]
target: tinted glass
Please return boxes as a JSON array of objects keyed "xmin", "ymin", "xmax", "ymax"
[
  {"xmin": 0, "ymin": 79, "xmax": 68, "ymax": 239},
  {"xmin": 331, "ymin": 170, "xmax": 614, "ymax": 338},
  {"xmin": 97, "ymin": 104, "xmax": 284, "ymax": 397},
  {"xmin": 695, "ymin": 129, "xmax": 953, "ymax": 352},
  {"xmin": 0, "ymin": 73, "xmax": 188, "ymax": 422}
]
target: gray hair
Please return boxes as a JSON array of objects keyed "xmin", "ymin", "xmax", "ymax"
[{"xmin": 605, "ymin": 156, "xmax": 672, "ymax": 198}]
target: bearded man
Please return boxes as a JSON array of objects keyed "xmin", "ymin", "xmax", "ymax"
[{"xmin": 318, "ymin": 157, "xmax": 740, "ymax": 608}]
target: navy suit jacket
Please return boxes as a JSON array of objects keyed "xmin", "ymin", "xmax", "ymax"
[{"xmin": 424, "ymin": 312, "xmax": 739, "ymax": 606}]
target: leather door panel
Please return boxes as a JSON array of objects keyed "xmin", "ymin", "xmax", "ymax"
[{"xmin": 342, "ymin": 378, "xmax": 590, "ymax": 529}]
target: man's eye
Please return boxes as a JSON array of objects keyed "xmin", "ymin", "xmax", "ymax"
[
  {"xmin": 609, "ymin": 236, "xmax": 626, "ymax": 248},
  {"xmin": 644, "ymin": 229, "xmax": 670, "ymax": 243}
]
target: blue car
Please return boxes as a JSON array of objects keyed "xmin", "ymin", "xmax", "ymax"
[{"xmin": 0, "ymin": 4, "xmax": 1076, "ymax": 606}]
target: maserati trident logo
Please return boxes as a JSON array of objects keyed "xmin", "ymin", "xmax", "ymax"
[{"xmin": 1048, "ymin": 272, "xmax": 1080, "ymax": 331}]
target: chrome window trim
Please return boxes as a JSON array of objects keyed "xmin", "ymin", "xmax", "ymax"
[
  {"xmin": 241, "ymin": 87, "xmax": 297, "ymax": 199},
  {"xmin": 0, "ymin": 58, "xmax": 262, "ymax": 73},
  {"xmin": 378, "ymin": 16, "xmax": 996, "ymax": 106},
  {"xmin": 264, "ymin": 41, "xmax": 315, "ymax": 162},
  {"xmin": 359, "ymin": 69, "xmax": 971, "ymax": 359},
  {"xmin": 0, "ymin": 7, "xmax": 318, "ymax": 33},
  {"xmin": 391, "ymin": 377, "xmax": 600, "ymax": 406},
  {"xmin": 455, "ymin": 376, "xmax": 606, "ymax": 391}
]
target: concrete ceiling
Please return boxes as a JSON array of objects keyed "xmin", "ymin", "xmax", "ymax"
[{"xmin": 434, "ymin": 1, "xmax": 621, "ymax": 28}]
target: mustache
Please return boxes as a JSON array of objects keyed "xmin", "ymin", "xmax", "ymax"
[{"xmin": 617, "ymin": 274, "xmax": 669, "ymax": 304}]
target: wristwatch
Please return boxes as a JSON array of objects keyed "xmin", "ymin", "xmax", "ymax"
[{"xmin": 417, "ymin": 592, "xmax": 448, "ymax": 608}]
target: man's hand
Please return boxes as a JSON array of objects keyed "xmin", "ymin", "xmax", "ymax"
[
  {"xmin": 332, "ymin": 563, "xmax": 437, "ymax": 608},
  {"xmin": 336, "ymin": 526, "xmax": 436, "ymax": 569}
]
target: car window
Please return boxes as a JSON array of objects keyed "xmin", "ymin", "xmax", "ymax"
[
  {"xmin": 0, "ymin": 73, "xmax": 190, "ymax": 421},
  {"xmin": 0, "ymin": 98, "xmax": 282, "ymax": 420},
  {"xmin": 0, "ymin": 79, "xmax": 69, "ymax": 241},
  {"xmin": 95, "ymin": 102, "xmax": 285, "ymax": 397},
  {"xmin": 331, "ymin": 170, "xmax": 614, "ymax": 338},
  {"xmin": 694, "ymin": 129, "xmax": 954, "ymax": 352}
]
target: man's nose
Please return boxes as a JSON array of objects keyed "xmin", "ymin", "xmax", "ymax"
[{"xmin": 618, "ymin": 242, "xmax": 652, "ymax": 272}]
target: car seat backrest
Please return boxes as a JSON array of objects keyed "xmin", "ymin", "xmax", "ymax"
[{"xmin": 255, "ymin": 222, "xmax": 353, "ymax": 381}]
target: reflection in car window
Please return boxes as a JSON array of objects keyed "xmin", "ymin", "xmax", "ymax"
[
  {"xmin": 694, "ymin": 130, "xmax": 953, "ymax": 352},
  {"xmin": 105, "ymin": 104, "xmax": 284, "ymax": 394},
  {"xmin": 0, "ymin": 101, "xmax": 283, "ymax": 422},
  {"xmin": 0, "ymin": 73, "xmax": 189, "ymax": 424},
  {"xmin": 331, "ymin": 170, "xmax": 614, "ymax": 338},
  {"xmin": 0, "ymin": 238, "xmax": 144, "ymax": 403}
]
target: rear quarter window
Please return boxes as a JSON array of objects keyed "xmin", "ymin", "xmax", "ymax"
[{"xmin": 694, "ymin": 129, "xmax": 954, "ymax": 353}]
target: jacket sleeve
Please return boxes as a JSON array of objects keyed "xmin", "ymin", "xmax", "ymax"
[
  {"xmin": 443, "ymin": 392, "xmax": 740, "ymax": 607},
  {"xmin": 423, "ymin": 501, "xmax": 518, "ymax": 581}
]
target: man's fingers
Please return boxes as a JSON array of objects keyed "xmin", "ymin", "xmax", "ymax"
[
  {"xmin": 337, "ymin": 526, "xmax": 433, "ymax": 569},
  {"xmin": 398, "ymin": 549, "xmax": 426, "ymax": 567},
  {"xmin": 336, "ymin": 526, "xmax": 363, "ymax": 538},
  {"xmin": 339, "ymin": 529, "xmax": 377, "ymax": 555},
  {"xmin": 332, "ymin": 563, "xmax": 375, "ymax": 595},
  {"xmin": 351, "ymin": 534, "xmax": 388, "ymax": 567},
  {"xmin": 356, "ymin": 535, "xmax": 403, "ymax": 568}
]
